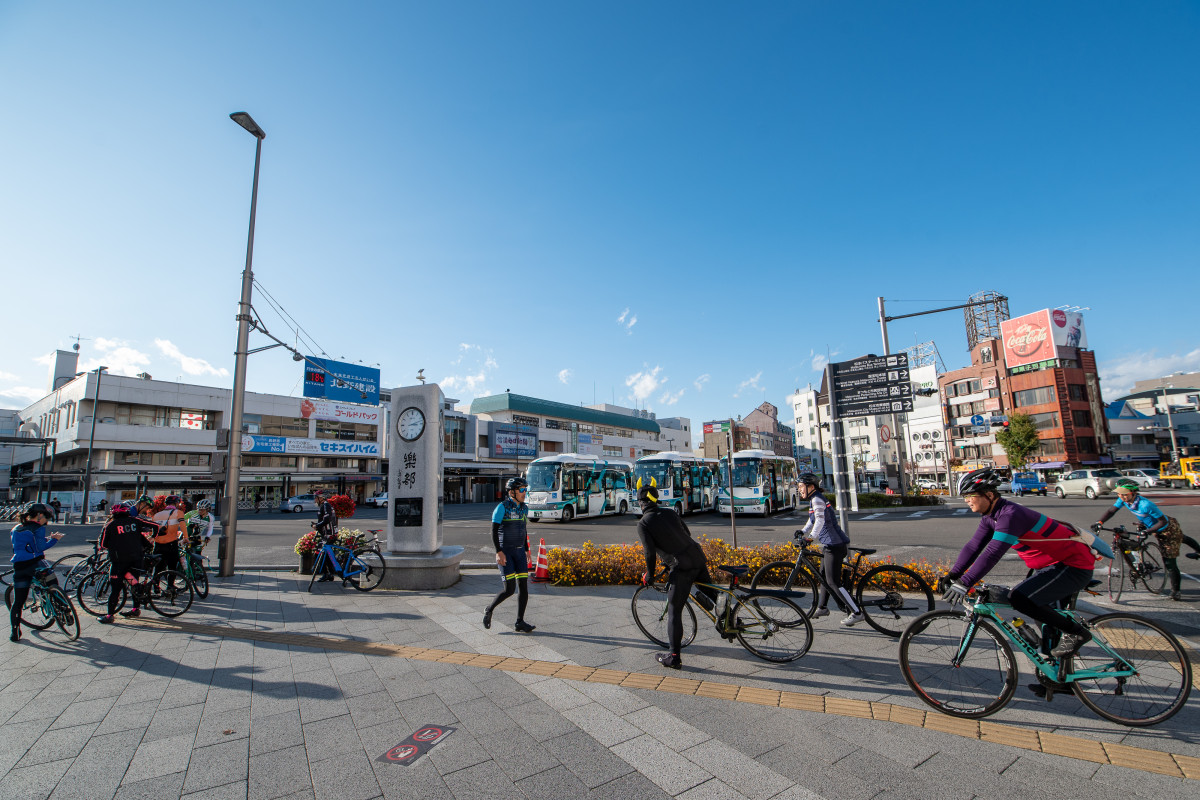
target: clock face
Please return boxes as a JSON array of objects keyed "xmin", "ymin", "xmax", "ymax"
[{"xmin": 397, "ymin": 406, "xmax": 426, "ymax": 441}]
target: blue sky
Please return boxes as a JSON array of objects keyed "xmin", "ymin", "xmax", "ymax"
[{"xmin": 2, "ymin": 2, "xmax": 1198, "ymax": 445}]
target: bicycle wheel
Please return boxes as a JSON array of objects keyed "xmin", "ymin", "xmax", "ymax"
[
  {"xmin": 77, "ymin": 571, "xmax": 125, "ymax": 617},
  {"xmin": 189, "ymin": 557, "xmax": 209, "ymax": 599},
  {"xmin": 5, "ymin": 584, "xmax": 55, "ymax": 630},
  {"xmin": 630, "ymin": 584, "xmax": 697, "ymax": 649},
  {"xmin": 749, "ymin": 560, "xmax": 819, "ymax": 616},
  {"xmin": 50, "ymin": 553, "xmax": 89, "ymax": 592},
  {"xmin": 1068, "ymin": 613, "xmax": 1192, "ymax": 727},
  {"xmin": 49, "ymin": 589, "xmax": 80, "ymax": 641},
  {"xmin": 348, "ymin": 551, "xmax": 385, "ymax": 592},
  {"xmin": 1107, "ymin": 553, "xmax": 1125, "ymax": 602},
  {"xmin": 1133, "ymin": 543, "xmax": 1167, "ymax": 595},
  {"xmin": 898, "ymin": 610, "xmax": 1018, "ymax": 719},
  {"xmin": 148, "ymin": 571, "xmax": 193, "ymax": 617},
  {"xmin": 734, "ymin": 596, "xmax": 813, "ymax": 662},
  {"xmin": 855, "ymin": 565, "xmax": 936, "ymax": 638}
]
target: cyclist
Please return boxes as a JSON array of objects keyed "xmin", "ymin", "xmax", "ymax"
[
  {"xmin": 151, "ymin": 495, "xmax": 186, "ymax": 588},
  {"xmin": 132, "ymin": 495, "xmax": 156, "ymax": 522},
  {"xmin": 482, "ymin": 477, "xmax": 536, "ymax": 632},
  {"xmin": 184, "ymin": 499, "xmax": 217, "ymax": 550},
  {"xmin": 635, "ymin": 478, "xmax": 715, "ymax": 670},
  {"xmin": 313, "ymin": 490, "xmax": 342, "ymax": 582},
  {"xmin": 9, "ymin": 503, "xmax": 64, "ymax": 642},
  {"xmin": 1093, "ymin": 478, "xmax": 1192, "ymax": 601},
  {"xmin": 96, "ymin": 501, "xmax": 156, "ymax": 623},
  {"xmin": 796, "ymin": 472, "xmax": 863, "ymax": 626},
  {"xmin": 941, "ymin": 468, "xmax": 1098, "ymax": 660}
]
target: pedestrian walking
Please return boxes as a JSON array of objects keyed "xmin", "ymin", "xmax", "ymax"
[
  {"xmin": 482, "ymin": 477, "xmax": 536, "ymax": 633},
  {"xmin": 48, "ymin": 498, "xmax": 61, "ymax": 521},
  {"xmin": 254, "ymin": 491, "xmax": 263, "ymax": 514}
]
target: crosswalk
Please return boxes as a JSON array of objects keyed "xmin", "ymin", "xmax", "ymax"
[{"xmin": 856, "ymin": 507, "xmax": 972, "ymax": 521}]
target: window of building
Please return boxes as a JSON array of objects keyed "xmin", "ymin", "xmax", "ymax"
[
  {"xmin": 1072, "ymin": 410, "xmax": 1092, "ymax": 427},
  {"xmin": 988, "ymin": 389, "xmax": 1000, "ymax": 398},
  {"xmin": 969, "ymin": 379, "xmax": 982, "ymax": 393},
  {"xmin": 258, "ymin": 415, "xmax": 309, "ymax": 437},
  {"xmin": 1030, "ymin": 412, "xmax": 1060, "ymax": 431},
  {"xmin": 945, "ymin": 384, "xmax": 957, "ymax": 397},
  {"xmin": 850, "ymin": 436, "xmax": 871, "ymax": 447},
  {"xmin": 603, "ymin": 446, "xmax": 623, "ymax": 457},
  {"xmin": 444, "ymin": 418, "xmax": 467, "ymax": 453},
  {"xmin": 242, "ymin": 454, "xmax": 299, "ymax": 468},
  {"xmin": 1076, "ymin": 436, "xmax": 1097, "ymax": 453},
  {"xmin": 980, "ymin": 347, "xmax": 993, "ymax": 364},
  {"xmin": 1014, "ymin": 386, "xmax": 1056, "ymax": 407},
  {"xmin": 315, "ymin": 420, "xmax": 376, "ymax": 442},
  {"xmin": 1068, "ymin": 385, "xmax": 1087, "ymax": 401},
  {"xmin": 1037, "ymin": 438, "xmax": 1065, "ymax": 456}
]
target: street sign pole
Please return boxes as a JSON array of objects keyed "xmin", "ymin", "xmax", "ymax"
[
  {"xmin": 727, "ymin": 419, "xmax": 738, "ymax": 549},
  {"xmin": 877, "ymin": 296, "xmax": 908, "ymax": 496},
  {"xmin": 825, "ymin": 364, "xmax": 851, "ymax": 534}
]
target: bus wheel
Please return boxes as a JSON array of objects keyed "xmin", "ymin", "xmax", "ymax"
[
  {"xmin": 618, "ymin": 501, "xmax": 627, "ymax": 515},
  {"xmin": 561, "ymin": 506, "xmax": 574, "ymax": 523},
  {"xmin": 674, "ymin": 502, "xmax": 683, "ymax": 516}
]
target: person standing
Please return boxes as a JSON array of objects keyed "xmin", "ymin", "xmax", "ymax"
[
  {"xmin": 48, "ymin": 498, "xmax": 62, "ymax": 521},
  {"xmin": 635, "ymin": 478, "xmax": 715, "ymax": 670},
  {"xmin": 482, "ymin": 477, "xmax": 536, "ymax": 633},
  {"xmin": 9, "ymin": 503, "xmax": 64, "ymax": 642},
  {"xmin": 254, "ymin": 491, "xmax": 264, "ymax": 514},
  {"xmin": 96, "ymin": 502, "xmax": 155, "ymax": 623},
  {"xmin": 151, "ymin": 495, "xmax": 186, "ymax": 588},
  {"xmin": 314, "ymin": 490, "xmax": 341, "ymax": 582},
  {"xmin": 796, "ymin": 473, "xmax": 863, "ymax": 626}
]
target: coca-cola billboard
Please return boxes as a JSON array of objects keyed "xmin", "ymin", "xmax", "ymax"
[
  {"xmin": 1049, "ymin": 309, "xmax": 1087, "ymax": 349},
  {"xmin": 1001, "ymin": 310, "xmax": 1055, "ymax": 368}
]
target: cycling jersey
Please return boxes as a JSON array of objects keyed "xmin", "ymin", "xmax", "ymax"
[
  {"xmin": 1112, "ymin": 496, "xmax": 1166, "ymax": 531},
  {"xmin": 636, "ymin": 505, "xmax": 706, "ymax": 575},
  {"xmin": 801, "ymin": 491, "xmax": 849, "ymax": 547},
  {"xmin": 183, "ymin": 511, "xmax": 215, "ymax": 543},
  {"xmin": 152, "ymin": 507, "xmax": 185, "ymax": 544},
  {"xmin": 10, "ymin": 522, "xmax": 58, "ymax": 564},
  {"xmin": 491, "ymin": 498, "xmax": 528, "ymax": 551},
  {"xmin": 99, "ymin": 515, "xmax": 155, "ymax": 562},
  {"xmin": 953, "ymin": 498, "xmax": 1094, "ymax": 586}
]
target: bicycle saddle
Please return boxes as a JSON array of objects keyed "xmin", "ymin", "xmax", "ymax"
[
  {"xmin": 1086, "ymin": 579, "xmax": 1102, "ymax": 589},
  {"xmin": 848, "ymin": 547, "xmax": 877, "ymax": 556},
  {"xmin": 718, "ymin": 565, "xmax": 750, "ymax": 577}
]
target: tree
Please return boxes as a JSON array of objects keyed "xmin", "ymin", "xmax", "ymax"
[{"xmin": 996, "ymin": 413, "xmax": 1040, "ymax": 470}]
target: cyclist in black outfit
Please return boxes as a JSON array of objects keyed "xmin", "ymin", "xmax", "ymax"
[
  {"xmin": 635, "ymin": 479, "xmax": 716, "ymax": 670},
  {"xmin": 97, "ymin": 502, "xmax": 156, "ymax": 623},
  {"xmin": 314, "ymin": 490, "xmax": 340, "ymax": 582},
  {"xmin": 483, "ymin": 477, "xmax": 535, "ymax": 632}
]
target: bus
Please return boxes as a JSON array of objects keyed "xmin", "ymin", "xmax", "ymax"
[
  {"xmin": 632, "ymin": 452, "xmax": 720, "ymax": 516},
  {"xmin": 525, "ymin": 454, "xmax": 634, "ymax": 522},
  {"xmin": 716, "ymin": 450, "xmax": 798, "ymax": 515}
]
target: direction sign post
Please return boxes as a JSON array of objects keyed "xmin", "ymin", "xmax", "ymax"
[
  {"xmin": 824, "ymin": 364, "xmax": 852, "ymax": 532},
  {"xmin": 829, "ymin": 353, "xmax": 915, "ymax": 502}
]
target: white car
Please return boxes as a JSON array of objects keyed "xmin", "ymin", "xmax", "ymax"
[
  {"xmin": 1054, "ymin": 469, "xmax": 1123, "ymax": 499},
  {"xmin": 363, "ymin": 493, "xmax": 388, "ymax": 508},
  {"xmin": 280, "ymin": 494, "xmax": 320, "ymax": 513},
  {"xmin": 1121, "ymin": 469, "xmax": 1160, "ymax": 489},
  {"xmin": 995, "ymin": 478, "xmax": 1013, "ymax": 494}
]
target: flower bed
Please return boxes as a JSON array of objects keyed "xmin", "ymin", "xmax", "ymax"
[{"xmin": 547, "ymin": 535, "xmax": 951, "ymax": 588}]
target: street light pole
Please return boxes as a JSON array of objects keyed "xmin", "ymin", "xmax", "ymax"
[
  {"xmin": 1159, "ymin": 384, "xmax": 1180, "ymax": 466},
  {"xmin": 223, "ymin": 111, "xmax": 266, "ymax": 578},
  {"xmin": 79, "ymin": 366, "xmax": 107, "ymax": 522}
]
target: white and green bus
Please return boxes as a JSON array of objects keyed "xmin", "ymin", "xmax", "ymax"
[
  {"xmin": 525, "ymin": 454, "xmax": 634, "ymax": 522},
  {"xmin": 632, "ymin": 452, "xmax": 720, "ymax": 516},
  {"xmin": 716, "ymin": 450, "xmax": 798, "ymax": 515}
]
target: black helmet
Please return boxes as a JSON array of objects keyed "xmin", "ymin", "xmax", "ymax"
[
  {"xmin": 636, "ymin": 477, "xmax": 660, "ymax": 504},
  {"xmin": 506, "ymin": 477, "xmax": 528, "ymax": 493},
  {"xmin": 798, "ymin": 473, "xmax": 821, "ymax": 488},
  {"xmin": 22, "ymin": 502, "xmax": 55, "ymax": 521},
  {"xmin": 958, "ymin": 468, "xmax": 1001, "ymax": 496}
]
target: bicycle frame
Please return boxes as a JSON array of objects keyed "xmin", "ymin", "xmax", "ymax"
[
  {"xmin": 313, "ymin": 543, "xmax": 369, "ymax": 579},
  {"xmin": 776, "ymin": 544, "xmax": 859, "ymax": 599}
]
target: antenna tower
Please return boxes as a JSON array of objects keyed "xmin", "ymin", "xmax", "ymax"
[{"xmin": 964, "ymin": 291, "xmax": 1009, "ymax": 351}]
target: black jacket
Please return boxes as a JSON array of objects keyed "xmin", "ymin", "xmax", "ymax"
[
  {"xmin": 636, "ymin": 506, "xmax": 706, "ymax": 576},
  {"xmin": 100, "ymin": 515, "xmax": 154, "ymax": 564}
]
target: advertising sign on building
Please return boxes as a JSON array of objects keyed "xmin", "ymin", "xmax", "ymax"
[
  {"xmin": 489, "ymin": 422, "xmax": 538, "ymax": 459},
  {"xmin": 577, "ymin": 433, "xmax": 603, "ymax": 456},
  {"xmin": 1049, "ymin": 309, "xmax": 1087, "ymax": 349},
  {"xmin": 299, "ymin": 399, "xmax": 381, "ymax": 426},
  {"xmin": 241, "ymin": 434, "xmax": 380, "ymax": 456},
  {"xmin": 1001, "ymin": 309, "xmax": 1089, "ymax": 370},
  {"xmin": 302, "ymin": 357, "xmax": 381, "ymax": 405}
]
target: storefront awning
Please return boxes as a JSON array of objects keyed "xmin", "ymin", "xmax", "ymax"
[{"xmin": 1029, "ymin": 461, "xmax": 1066, "ymax": 470}]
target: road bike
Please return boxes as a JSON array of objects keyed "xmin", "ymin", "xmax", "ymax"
[
  {"xmin": 76, "ymin": 553, "xmax": 194, "ymax": 618},
  {"xmin": 4, "ymin": 564, "xmax": 80, "ymax": 641},
  {"xmin": 750, "ymin": 536, "xmax": 935, "ymax": 636},
  {"xmin": 307, "ymin": 538, "xmax": 386, "ymax": 592},
  {"xmin": 1099, "ymin": 524, "xmax": 1166, "ymax": 601},
  {"xmin": 897, "ymin": 583, "xmax": 1191, "ymax": 726},
  {"xmin": 177, "ymin": 541, "xmax": 210, "ymax": 599},
  {"xmin": 631, "ymin": 564, "xmax": 814, "ymax": 663},
  {"xmin": 57, "ymin": 538, "xmax": 109, "ymax": 594}
]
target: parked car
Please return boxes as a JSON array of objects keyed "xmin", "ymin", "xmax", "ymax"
[
  {"xmin": 1120, "ymin": 468, "xmax": 1161, "ymax": 489},
  {"xmin": 280, "ymin": 494, "xmax": 320, "ymax": 513},
  {"xmin": 363, "ymin": 492, "xmax": 388, "ymax": 508},
  {"xmin": 996, "ymin": 478, "xmax": 1013, "ymax": 494},
  {"xmin": 1054, "ymin": 469, "xmax": 1123, "ymax": 499},
  {"xmin": 1010, "ymin": 471, "xmax": 1048, "ymax": 496}
]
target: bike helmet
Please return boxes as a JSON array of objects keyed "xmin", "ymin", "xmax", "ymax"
[
  {"xmin": 506, "ymin": 477, "xmax": 529, "ymax": 493},
  {"xmin": 798, "ymin": 473, "xmax": 821, "ymax": 488},
  {"xmin": 22, "ymin": 502, "xmax": 55, "ymax": 521},
  {"xmin": 1114, "ymin": 478, "xmax": 1140, "ymax": 493},
  {"xmin": 195, "ymin": 499, "xmax": 212, "ymax": 510},
  {"xmin": 110, "ymin": 501, "xmax": 135, "ymax": 516},
  {"xmin": 134, "ymin": 495, "xmax": 153, "ymax": 507},
  {"xmin": 957, "ymin": 468, "xmax": 1001, "ymax": 496},
  {"xmin": 165, "ymin": 495, "xmax": 182, "ymax": 506}
]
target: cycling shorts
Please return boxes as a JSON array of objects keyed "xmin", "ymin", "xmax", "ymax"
[{"xmin": 497, "ymin": 547, "xmax": 528, "ymax": 581}]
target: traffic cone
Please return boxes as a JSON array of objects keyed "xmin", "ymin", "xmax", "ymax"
[{"xmin": 531, "ymin": 539, "xmax": 550, "ymax": 583}]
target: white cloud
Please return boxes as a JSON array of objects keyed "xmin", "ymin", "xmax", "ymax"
[
  {"xmin": 441, "ymin": 346, "xmax": 497, "ymax": 400},
  {"xmin": 33, "ymin": 353, "xmax": 55, "ymax": 367},
  {"xmin": 733, "ymin": 371, "xmax": 763, "ymax": 398},
  {"xmin": 95, "ymin": 337, "xmax": 129, "ymax": 351},
  {"xmin": 617, "ymin": 308, "xmax": 630, "ymax": 325},
  {"xmin": 558, "ymin": 369, "xmax": 573, "ymax": 384},
  {"xmin": 1099, "ymin": 348, "xmax": 1200, "ymax": 397},
  {"xmin": 154, "ymin": 339, "xmax": 228, "ymax": 377},
  {"xmin": 693, "ymin": 374, "xmax": 710, "ymax": 392},
  {"xmin": 617, "ymin": 308, "xmax": 637, "ymax": 334},
  {"xmin": 659, "ymin": 388, "xmax": 685, "ymax": 406},
  {"xmin": 810, "ymin": 349, "xmax": 828, "ymax": 372},
  {"xmin": 485, "ymin": 356, "xmax": 498, "ymax": 370},
  {"xmin": 0, "ymin": 386, "xmax": 45, "ymax": 405},
  {"xmin": 0, "ymin": 371, "xmax": 18, "ymax": 382},
  {"xmin": 80, "ymin": 346, "xmax": 152, "ymax": 377},
  {"xmin": 625, "ymin": 366, "xmax": 663, "ymax": 402},
  {"xmin": 626, "ymin": 315, "xmax": 638, "ymax": 334}
]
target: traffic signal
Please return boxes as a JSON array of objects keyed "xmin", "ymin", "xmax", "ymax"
[{"xmin": 990, "ymin": 419, "xmax": 1010, "ymax": 429}]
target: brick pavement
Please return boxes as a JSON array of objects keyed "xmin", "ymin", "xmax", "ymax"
[{"xmin": 0, "ymin": 570, "xmax": 1196, "ymax": 800}]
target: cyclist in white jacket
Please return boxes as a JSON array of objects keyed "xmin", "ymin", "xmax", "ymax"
[{"xmin": 797, "ymin": 473, "xmax": 863, "ymax": 626}]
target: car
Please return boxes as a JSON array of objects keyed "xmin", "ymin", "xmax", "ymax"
[
  {"xmin": 996, "ymin": 478, "xmax": 1013, "ymax": 494},
  {"xmin": 1054, "ymin": 469, "xmax": 1123, "ymax": 500},
  {"xmin": 280, "ymin": 494, "xmax": 320, "ymax": 513},
  {"xmin": 363, "ymin": 492, "xmax": 388, "ymax": 509},
  {"xmin": 1121, "ymin": 468, "xmax": 1161, "ymax": 489},
  {"xmin": 914, "ymin": 479, "xmax": 941, "ymax": 490},
  {"xmin": 1010, "ymin": 471, "xmax": 1048, "ymax": 496}
]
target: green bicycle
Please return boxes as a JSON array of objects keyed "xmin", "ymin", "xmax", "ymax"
[
  {"xmin": 898, "ymin": 584, "xmax": 1191, "ymax": 726},
  {"xmin": 631, "ymin": 565, "xmax": 814, "ymax": 663},
  {"xmin": 3, "ymin": 565, "xmax": 80, "ymax": 641}
]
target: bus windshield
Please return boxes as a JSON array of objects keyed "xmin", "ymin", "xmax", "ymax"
[
  {"xmin": 731, "ymin": 460, "xmax": 762, "ymax": 488},
  {"xmin": 634, "ymin": 462, "xmax": 671, "ymax": 490},
  {"xmin": 527, "ymin": 464, "xmax": 560, "ymax": 492}
]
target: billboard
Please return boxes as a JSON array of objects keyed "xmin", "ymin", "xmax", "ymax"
[
  {"xmin": 1049, "ymin": 309, "xmax": 1087, "ymax": 349},
  {"xmin": 299, "ymin": 398, "xmax": 381, "ymax": 426},
  {"xmin": 241, "ymin": 434, "xmax": 379, "ymax": 456},
  {"xmin": 303, "ymin": 357, "xmax": 381, "ymax": 405},
  {"xmin": 1001, "ymin": 309, "xmax": 1089, "ymax": 370},
  {"xmin": 489, "ymin": 422, "xmax": 538, "ymax": 459}
]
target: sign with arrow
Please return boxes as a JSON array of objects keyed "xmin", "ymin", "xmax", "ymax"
[{"xmin": 831, "ymin": 353, "xmax": 914, "ymax": 416}]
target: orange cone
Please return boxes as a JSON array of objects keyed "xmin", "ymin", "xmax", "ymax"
[{"xmin": 532, "ymin": 539, "xmax": 550, "ymax": 582}]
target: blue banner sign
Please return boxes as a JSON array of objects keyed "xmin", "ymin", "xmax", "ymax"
[{"xmin": 303, "ymin": 357, "xmax": 381, "ymax": 405}]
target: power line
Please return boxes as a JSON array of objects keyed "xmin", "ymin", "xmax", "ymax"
[{"xmin": 252, "ymin": 279, "xmax": 329, "ymax": 357}]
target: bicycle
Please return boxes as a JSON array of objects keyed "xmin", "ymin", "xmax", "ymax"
[
  {"xmin": 750, "ymin": 535, "xmax": 936, "ymax": 636},
  {"xmin": 1099, "ymin": 524, "xmax": 1167, "ymax": 601},
  {"xmin": 307, "ymin": 537, "xmax": 386, "ymax": 592},
  {"xmin": 76, "ymin": 553, "xmax": 194, "ymax": 618},
  {"xmin": 177, "ymin": 539, "xmax": 210, "ymax": 599},
  {"xmin": 58, "ymin": 539, "xmax": 109, "ymax": 594},
  {"xmin": 4, "ymin": 564, "xmax": 80, "ymax": 641},
  {"xmin": 631, "ymin": 564, "xmax": 814, "ymax": 663},
  {"xmin": 897, "ymin": 583, "xmax": 1191, "ymax": 727}
]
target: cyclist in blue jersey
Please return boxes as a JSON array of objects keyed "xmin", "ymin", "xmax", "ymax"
[
  {"xmin": 9, "ymin": 503, "xmax": 64, "ymax": 642},
  {"xmin": 482, "ymin": 477, "xmax": 535, "ymax": 633},
  {"xmin": 1094, "ymin": 478, "xmax": 1196, "ymax": 601}
]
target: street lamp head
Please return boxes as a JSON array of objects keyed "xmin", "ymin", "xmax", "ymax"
[{"xmin": 230, "ymin": 112, "xmax": 266, "ymax": 140}]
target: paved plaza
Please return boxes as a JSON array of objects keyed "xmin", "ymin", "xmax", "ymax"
[{"xmin": 0, "ymin": 569, "xmax": 1196, "ymax": 800}]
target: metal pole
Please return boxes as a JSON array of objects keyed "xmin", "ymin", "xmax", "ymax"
[
  {"xmin": 80, "ymin": 367, "xmax": 105, "ymax": 523},
  {"xmin": 825, "ymin": 364, "xmax": 850, "ymax": 534},
  {"xmin": 223, "ymin": 128, "xmax": 263, "ymax": 578},
  {"xmin": 727, "ymin": 419, "xmax": 738, "ymax": 549},
  {"xmin": 877, "ymin": 296, "xmax": 908, "ymax": 496},
  {"xmin": 1161, "ymin": 385, "xmax": 1180, "ymax": 466}
]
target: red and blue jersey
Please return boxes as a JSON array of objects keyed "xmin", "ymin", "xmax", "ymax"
[{"xmin": 952, "ymin": 498, "xmax": 1094, "ymax": 586}]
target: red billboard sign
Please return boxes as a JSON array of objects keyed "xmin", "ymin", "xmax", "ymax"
[{"xmin": 1001, "ymin": 310, "xmax": 1055, "ymax": 369}]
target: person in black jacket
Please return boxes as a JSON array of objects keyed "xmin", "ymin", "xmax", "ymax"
[
  {"xmin": 97, "ymin": 501, "xmax": 156, "ymax": 623},
  {"xmin": 314, "ymin": 490, "xmax": 341, "ymax": 582},
  {"xmin": 635, "ymin": 479, "xmax": 716, "ymax": 670}
]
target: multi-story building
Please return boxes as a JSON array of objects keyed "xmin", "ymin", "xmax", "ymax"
[
  {"xmin": 788, "ymin": 385, "xmax": 829, "ymax": 476},
  {"xmin": 1103, "ymin": 400, "xmax": 1161, "ymax": 469},
  {"xmin": 900, "ymin": 364, "xmax": 950, "ymax": 484},
  {"xmin": 939, "ymin": 337, "xmax": 1010, "ymax": 470},
  {"xmin": 1107, "ymin": 386, "xmax": 1200, "ymax": 467}
]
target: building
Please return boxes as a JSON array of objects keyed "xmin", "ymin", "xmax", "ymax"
[
  {"xmin": 900, "ymin": 364, "xmax": 950, "ymax": 484},
  {"xmin": 1103, "ymin": 400, "xmax": 1161, "ymax": 468},
  {"xmin": 1106, "ymin": 386, "xmax": 1200, "ymax": 467},
  {"xmin": 938, "ymin": 336, "xmax": 1011, "ymax": 470},
  {"xmin": 788, "ymin": 385, "xmax": 829, "ymax": 477}
]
